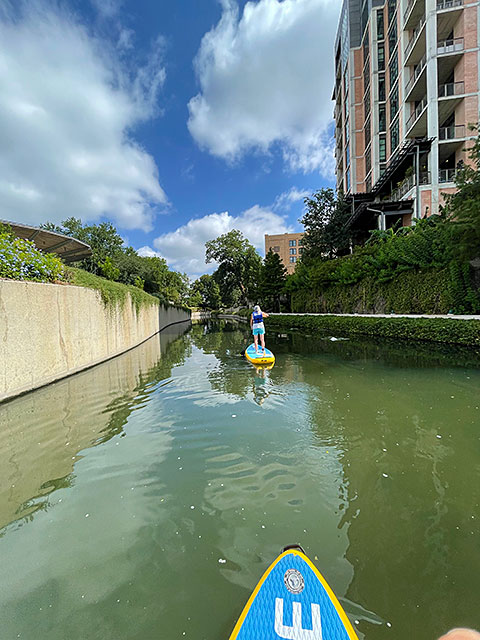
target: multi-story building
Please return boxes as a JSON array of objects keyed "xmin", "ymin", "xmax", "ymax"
[
  {"xmin": 264, "ymin": 232, "xmax": 304, "ymax": 274},
  {"xmin": 333, "ymin": 0, "xmax": 479, "ymax": 236}
]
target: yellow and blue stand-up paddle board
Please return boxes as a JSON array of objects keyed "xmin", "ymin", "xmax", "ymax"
[
  {"xmin": 245, "ymin": 343, "xmax": 275, "ymax": 366},
  {"xmin": 229, "ymin": 545, "xmax": 359, "ymax": 640}
]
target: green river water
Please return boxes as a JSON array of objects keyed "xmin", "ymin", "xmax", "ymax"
[{"xmin": 0, "ymin": 320, "xmax": 479, "ymax": 640}]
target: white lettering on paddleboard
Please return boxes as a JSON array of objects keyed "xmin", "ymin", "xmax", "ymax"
[{"xmin": 274, "ymin": 598, "xmax": 322, "ymax": 639}]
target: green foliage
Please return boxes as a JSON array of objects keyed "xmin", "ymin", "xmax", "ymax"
[
  {"xmin": 99, "ymin": 256, "xmax": 120, "ymax": 281},
  {"xmin": 287, "ymin": 214, "xmax": 480, "ymax": 314},
  {"xmin": 67, "ymin": 267, "xmax": 159, "ymax": 312},
  {"xmin": 442, "ymin": 132, "xmax": 480, "ymax": 260},
  {"xmin": 206, "ymin": 229, "xmax": 262, "ymax": 306},
  {"xmin": 261, "ymin": 249, "xmax": 287, "ymax": 311},
  {"xmin": 0, "ymin": 231, "xmax": 65, "ymax": 283},
  {"xmin": 41, "ymin": 218, "xmax": 188, "ymax": 304},
  {"xmin": 300, "ymin": 188, "xmax": 352, "ymax": 260},
  {"xmin": 189, "ymin": 274, "xmax": 221, "ymax": 310},
  {"xmin": 268, "ymin": 314, "xmax": 480, "ymax": 347}
]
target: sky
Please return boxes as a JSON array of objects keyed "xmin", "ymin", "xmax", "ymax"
[{"xmin": 0, "ymin": 0, "xmax": 341, "ymax": 279}]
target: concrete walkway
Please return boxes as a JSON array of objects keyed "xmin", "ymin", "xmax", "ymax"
[{"xmin": 270, "ymin": 313, "xmax": 480, "ymax": 320}]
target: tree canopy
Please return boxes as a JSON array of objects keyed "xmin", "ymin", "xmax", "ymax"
[
  {"xmin": 261, "ymin": 249, "xmax": 287, "ymax": 311},
  {"xmin": 205, "ymin": 229, "xmax": 262, "ymax": 306},
  {"xmin": 300, "ymin": 188, "xmax": 352, "ymax": 261}
]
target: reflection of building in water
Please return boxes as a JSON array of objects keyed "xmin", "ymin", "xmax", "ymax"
[{"xmin": 0, "ymin": 323, "xmax": 190, "ymax": 531}]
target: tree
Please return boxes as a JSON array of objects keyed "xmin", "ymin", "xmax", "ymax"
[
  {"xmin": 261, "ymin": 250, "xmax": 287, "ymax": 311},
  {"xmin": 442, "ymin": 133, "xmax": 480, "ymax": 260},
  {"xmin": 205, "ymin": 230, "xmax": 262, "ymax": 306},
  {"xmin": 300, "ymin": 189, "xmax": 352, "ymax": 261},
  {"xmin": 189, "ymin": 274, "xmax": 221, "ymax": 309}
]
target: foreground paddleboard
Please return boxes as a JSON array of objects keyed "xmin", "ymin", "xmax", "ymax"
[
  {"xmin": 245, "ymin": 343, "xmax": 275, "ymax": 366},
  {"xmin": 229, "ymin": 546, "xmax": 358, "ymax": 640}
]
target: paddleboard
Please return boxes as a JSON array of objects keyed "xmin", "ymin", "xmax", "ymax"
[
  {"xmin": 229, "ymin": 545, "xmax": 359, "ymax": 640},
  {"xmin": 245, "ymin": 343, "xmax": 275, "ymax": 366}
]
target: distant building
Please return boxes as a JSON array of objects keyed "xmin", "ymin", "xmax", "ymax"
[
  {"xmin": 264, "ymin": 232, "xmax": 305, "ymax": 274},
  {"xmin": 333, "ymin": 0, "xmax": 479, "ymax": 236}
]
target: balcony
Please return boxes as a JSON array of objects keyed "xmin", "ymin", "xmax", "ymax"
[
  {"xmin": 405, "ymin": 0, "xmax": 425, "ymax": 29},
  {"xmin": 437, "ymin": 37, "xmax": 464, "ymax": 55},
  {"xmin": 405, "ymin": 53, "xmax": 427, "ymax": 99},
  {"xmin": 386, "ymin": 171, "xmax": 431, "ymax": 202},
  {"xmin": 439, "ymin": 168, "xmax": 457, "ymax": 182},
  {"xmin": 438, "ymin": 81, "xmax": 464, "ymax": 97},
  {"xmin": 437, "ymin": 0, "xmax": 463, "ymax": 8},
  {"xmin": 405, "ymin": 15, "xmax": 426, "ymax": 65},
  {"xmin": 406, "ymin": 97, "xmax": 428, "ymax": 136},
  {"xmin": 439, "ymin": 124, "xmax": 466, "ymax": 140}
]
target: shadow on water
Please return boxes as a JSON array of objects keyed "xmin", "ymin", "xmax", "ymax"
[{"xmin": 0, "ymin": 322, "xmax": 192, "ymax": 532}]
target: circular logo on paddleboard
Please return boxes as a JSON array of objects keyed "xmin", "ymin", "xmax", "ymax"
[{"xmin": 284, "ymin": 568, "xmax": 304, "ymax": 594}]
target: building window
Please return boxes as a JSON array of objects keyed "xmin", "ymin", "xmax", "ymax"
[
  {"xmin": 389, "ymin": 51, "xmax": 398, "ymax": 86},
  {"xmin": 273, "ymin": 246, "xmax": 280, "ymax": 252},
  {"xmin": 364, "ymin": 116, "xmax": 371, "ymax": 148},
  {"xmin": 346, "ymin": 167, "xmax": 351, "ymax": 192},
  {"xmin": 379, "ymin": 135, "xmax": 387, "ymax": 162},
  {"xmin": 290, "ymin": 256, "xmax": 297, "ymax": 263},
  {"xmin": 299, "ymin": 247, "xmax": 304, "ymax": 254},
  {"xmin": 377, "ymin": 9, "xmax": 384, "ymax": 40},
  {"xmin": 377, "ymin": 44, "xmax": 385, "ymax": 72},
  {"xmin": 290, "ymin": 248, "xmax": 297, "ymax": 255},
  {"xmin": 346, "ymin": 144, "xmax": 350, "ymax": 167},
  {"xmin": 389, "ymin": 84, "xmax": 399, "ymax": 120},
  {"xmin": 388, "ymin": 19, "xmax": 397, "ymax": 56},
  {"xmin": 387, "ymin": 0, "xmax": 396, "ymax": 25},
  {"xmin": 289, "ymin": 239, "xmax": 297, "ymax": 247},
  {"xmin": 365, "ymin": 146, "xmax": 372, "ymax": 176},
  {"xmin": 378, "ymin": 74, "xmax": 386, "ymax": 101},
  {"xmin": 379, "ymin": 104, "xmax": 386, "ymax": 131},
  {"xmin": 364, "ymin": 86, "xmax": 371, "ymax": 118},
  {"xmin": 390, "ymin": 118, "xmax": 399, "ymax": 153}
]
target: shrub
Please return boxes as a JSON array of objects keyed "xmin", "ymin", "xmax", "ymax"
[{"xmin": 0, "ymin": 231, "xmax": 65, "ymax": 283}]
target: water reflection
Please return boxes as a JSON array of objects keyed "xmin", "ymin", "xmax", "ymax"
[{"xmin": 0, "ymin": 323, "xmax": 191, "ymax": 532}]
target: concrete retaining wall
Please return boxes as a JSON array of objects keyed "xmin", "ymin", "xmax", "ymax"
[{"xmin": 0, "ymin": 279, "xmax": 191, "ymax": 402}]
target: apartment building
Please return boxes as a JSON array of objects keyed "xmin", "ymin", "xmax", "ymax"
[
  {"xmin": 333, "ymin": 0, "xmax": 479, "ymax": 235},
  {"xmin": 264, "ymin": 232, "xmax": 304, "ymax": 274}
]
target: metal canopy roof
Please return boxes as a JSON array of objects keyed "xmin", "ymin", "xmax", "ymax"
[{"xmin": 1, "ymin": 220, "xmax": 92, "ymax": 263}]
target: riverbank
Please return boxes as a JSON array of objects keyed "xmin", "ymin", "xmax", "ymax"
[{"xmin": 267, "ymin": 313, "xmax": 480, "ymax": 347}]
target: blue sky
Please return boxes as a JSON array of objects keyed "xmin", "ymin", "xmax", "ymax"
[{"xmin": 0, "ymin": 0, "xmax": 340, "ymax": 278}]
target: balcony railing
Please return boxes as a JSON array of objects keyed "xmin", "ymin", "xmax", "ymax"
[
  {"xmin": 405, "ymin": 15, "xmax": 426, "ymax": 59},
  {"xmin": 438, "ymin": 81, "xmax": 465, "ymax": 97},
  {"xmin": 387, "ymin": 171, "xmax": 431, "ymax": 202},
  {"xmin": 437, "ymin": 0, "xmax": 463, "ymax": 10},
  {"xmin": 437, "ymin": 37, "xmax": 464, "ymax": 55},
  {"xmin": 405, "ymin": 53, "xmax": 427, "ymax": 95},
  {"xmin": 439, "ymin": 124, "xmax": 466, "ymax": 139},
  {"xmin": 439, "ymin": 168, "xmax": 457, "ymax": 182},
  {"xmin": 404, "ymin": 0, "xmax": 417, "ymax": 24},
  {"xmin": 406, "ymin": 96, "xmax": 427, "ymax": 131}
]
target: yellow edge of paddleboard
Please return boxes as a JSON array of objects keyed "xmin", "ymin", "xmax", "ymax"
[
  {"xmin": 245, "ymin": 352, "xmax": 275, "ymax": 366},
  {"xmin": 229, "ymin": 548, "xmax": 359, "ymax": 640}
]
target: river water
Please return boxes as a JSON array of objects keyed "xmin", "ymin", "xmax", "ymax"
[{"xmin": 0, "ymin": 320, "xmax": 479, "ymax": 640}]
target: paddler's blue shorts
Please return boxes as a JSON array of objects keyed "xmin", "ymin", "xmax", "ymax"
[{"xmin": 253, "ymin": 327, "xmax": 265, "ymax": 335}]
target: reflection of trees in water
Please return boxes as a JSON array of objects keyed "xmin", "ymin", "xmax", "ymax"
[
  {"xmin": 293, "ymin": 333, "xmax": 480, "ymax": 639},
  {"xmin": 190, "ymin": 321, "xmax": 254, "ymax": 399},
  {"xmin": 97, "ymin": 326, "xmax": 192, "ymax": 446},
  {"xmin": 274, "ymin": 330, "xmax": 480, "ymax": 370}
]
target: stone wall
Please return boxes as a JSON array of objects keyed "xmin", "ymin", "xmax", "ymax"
[{"xmin": 0, "ymin": 279, "xmax": 191, "ymax": 402}]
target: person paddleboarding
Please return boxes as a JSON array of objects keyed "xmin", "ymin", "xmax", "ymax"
[{"xmin": 250, "ymin": 305, "xmax": 269, "ymax": 354}]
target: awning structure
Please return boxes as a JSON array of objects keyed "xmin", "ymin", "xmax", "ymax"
[{"xmin": 1, "ymin": 220, "xmax": 91, "ymax": 263}]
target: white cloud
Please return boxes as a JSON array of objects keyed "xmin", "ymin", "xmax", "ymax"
[
  {"xmin": 0, "ymin": 3, "xmax": 167, "ymax": 231},
  {"xmin": 188, "ymin": 0, "xmax": 338, "ymax": 176},
  {"xmin": 273, "ymin": 186, "xmax": 310, "ymax": 212},
  {"xmin": 147, "ymin": 206, "xmax": 292, "ymax": 279}
]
